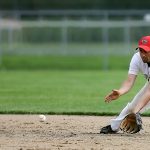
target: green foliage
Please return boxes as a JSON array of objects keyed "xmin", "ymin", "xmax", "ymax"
[
  {"xmin": 1, "ymin": 0, "xmax": 150, "ymax": 10},
  {"xmin": 0, "ymin": 70, "xmax": 149, "ymax": 115}
]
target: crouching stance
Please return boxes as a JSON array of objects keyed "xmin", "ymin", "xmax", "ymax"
[{"xmin": 100, "ymin": 36, "xmax": 150, "ymax": 134}]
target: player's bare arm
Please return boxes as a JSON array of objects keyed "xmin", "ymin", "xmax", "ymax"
[
  {"xmin": 105, "ymin": 74, "xmax": 137, "ymax": 103},
  {"xmin": 134, "ymin": 84, "xmax": 150, "ymax": 113}
]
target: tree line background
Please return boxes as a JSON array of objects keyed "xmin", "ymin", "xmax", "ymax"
[{"xmin": 0, "ymin": 0, "xmax": 150, "ymax": 10}]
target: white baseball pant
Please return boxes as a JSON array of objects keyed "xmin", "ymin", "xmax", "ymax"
[{"xmin": 110, "ymin": 81, "xmax": 150, "ymax": 131}]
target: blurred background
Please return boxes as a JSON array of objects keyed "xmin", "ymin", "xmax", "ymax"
[{"xmin": 0, "ymin": 0, "xmax": 150, "ymax": 70}]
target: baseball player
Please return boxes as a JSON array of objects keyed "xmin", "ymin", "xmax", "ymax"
[{"xmin": 100, "ymin": 35, "xmax": 150, "ymax": 134}]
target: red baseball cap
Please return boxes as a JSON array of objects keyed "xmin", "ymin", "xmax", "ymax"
[{"xmin": 138, "ymin": 36, "xmax": 150, "ymax": 52}]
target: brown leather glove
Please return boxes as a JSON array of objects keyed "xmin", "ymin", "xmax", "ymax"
[{"xmin": 120, "ymin": 113, "xmax": 142, "ymax": 134}]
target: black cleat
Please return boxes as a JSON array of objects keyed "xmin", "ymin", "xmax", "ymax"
[{"xmin": 100, "ymin": 125, "xmax": 117, "ymax": 134}]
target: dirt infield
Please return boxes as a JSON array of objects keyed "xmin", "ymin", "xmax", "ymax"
[{"xmin": 0, "ymin": 115, "xmax": 150, "ymax": 150}]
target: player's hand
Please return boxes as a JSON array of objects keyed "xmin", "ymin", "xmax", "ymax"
[{"xmin": 105, "ymin": 89, "xmax": 120, "ymax": 103}]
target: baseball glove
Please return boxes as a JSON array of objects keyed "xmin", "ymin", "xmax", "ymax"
[{"xmin": 120, "ymin": 113, "xmax": 142, "ymax": 134}]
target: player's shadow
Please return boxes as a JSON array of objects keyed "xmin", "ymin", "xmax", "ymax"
[{"xmin": 81, "ymin": 132, "xmax": 142, "ymax": 137}]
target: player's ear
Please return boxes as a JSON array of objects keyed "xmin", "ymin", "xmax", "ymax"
[
  {"xmin": 135, "ymin": 47, "xmax": 139, "ymax": 50},
  {"xmin": 135, "ymin": 47, "xmax": 139, "ymax": 53}
]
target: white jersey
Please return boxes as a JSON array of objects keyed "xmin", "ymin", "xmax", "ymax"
[{"xmin": 128, "ymin": 52, "xmax": 150, "ymax": 80}]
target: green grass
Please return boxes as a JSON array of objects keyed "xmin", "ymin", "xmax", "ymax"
[
  {"xmin": 1, "ymin": 55, "xmax": 131, "ymax": 70},
  {"xmin": 0, "ymin": 70, "xmax": 149, "ymax": 115}
]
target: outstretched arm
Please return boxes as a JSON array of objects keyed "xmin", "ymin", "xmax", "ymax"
[{"xmin": 105, "ymin": 74, "xmax": 137, "ymax": 103}]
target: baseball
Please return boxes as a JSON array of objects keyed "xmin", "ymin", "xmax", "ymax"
[{"xmin": 39, "ymin": 114, "xmax": 46, "ymax": 122}]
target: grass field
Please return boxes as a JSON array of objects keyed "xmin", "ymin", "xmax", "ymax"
[
  {"xmin": 0, "ymin": 70, "xmax": 149, "ymax": 115},
  {"xmin": 1, "ymin": 41, "xmax": 135, "ymax": 70},
  {"xmin": 2, "ymin": 55, "xmax": 131, "ymax": 70}
]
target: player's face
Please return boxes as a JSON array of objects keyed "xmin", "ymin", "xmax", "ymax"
[{"xmin": 139, "ymin": 48, "xmax": 150, "ymax": 63}]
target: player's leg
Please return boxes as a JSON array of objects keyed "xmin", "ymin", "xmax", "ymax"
[
  {"xmin": 100, "ymin": 81, "xmax": 149, "ymax": 134},
  {"xmin": 110, "ymin": 81, "xmax": 149, "ymax": 131},
  {"xmin": 134, "ymin": 82, "xmax": 150, "ymax": 113}
]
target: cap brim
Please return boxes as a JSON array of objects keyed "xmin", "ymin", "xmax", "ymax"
[{"xmin": 138, "ymin": 45, "xmax": 150, "ymax": 52}]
